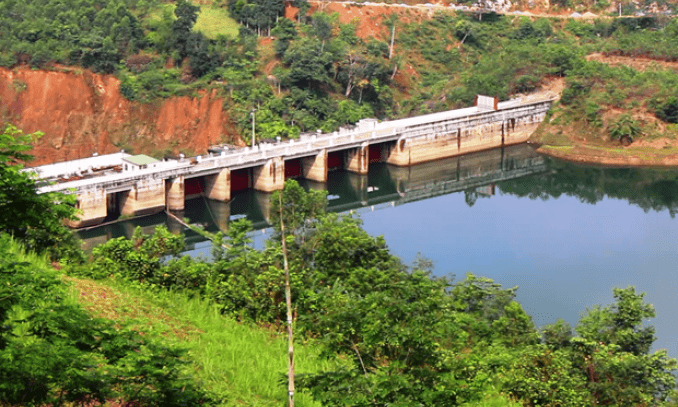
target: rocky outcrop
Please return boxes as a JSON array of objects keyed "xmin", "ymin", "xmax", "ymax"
[{"xmin": 0, "ymin": 67, "xmax": 232, "ymax": 166}]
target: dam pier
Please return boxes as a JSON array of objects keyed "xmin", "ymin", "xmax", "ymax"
[{"xmin": 31, "ymin": 95, "xmax": 553, "ymax": 227}]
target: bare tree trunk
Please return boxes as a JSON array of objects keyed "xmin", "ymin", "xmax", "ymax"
[
  {"xmin": 459, "ymin": 30, "xmax": 470, "ymax": 49},
  {"xmin": 389, "ymin": 24, "xmax": 395, "ymax": 60},
  {"xmin": 345, "ymin": 66, "xmax": 354, "ymax": 96},
  {"xmin": 278, "ymin": 193, "xmax": 295, "ymax": 407},
  {"xmin": 390, "ymin": 64, "xmax": 398, "ymax": 80}
]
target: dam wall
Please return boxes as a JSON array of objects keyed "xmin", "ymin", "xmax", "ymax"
[{"xmin": 31, "ymin": 96, "xmax": 554, "ymax": 227}]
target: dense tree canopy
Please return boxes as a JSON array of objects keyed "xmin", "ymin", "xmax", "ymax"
[{"xmin": 3, "ymin": 0, "xmax": 678, "ymax": 143}]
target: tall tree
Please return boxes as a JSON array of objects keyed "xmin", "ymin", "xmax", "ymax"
[
  {"xmin": 310, "ymin": 13, "xmax": 334, "ymax": 53},
  {"xmin": 577, "ymin": 286, "xmax": 656, "ymax": 356},
  {"xmin": 0, "ymin": 125, "xmax": 79, "ymax": 259},
  {"xmin": 173, "ymin": 0, "xmax": 200, "ymax": 60}
]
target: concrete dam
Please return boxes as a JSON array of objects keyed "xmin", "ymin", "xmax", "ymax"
[
  {"xmin": 31, "ymin": 95, "xmax": 554, "ymax": 227},
  {"xmin": 77, "ymin": 144, "xmax": 547, "ymax": 251}
]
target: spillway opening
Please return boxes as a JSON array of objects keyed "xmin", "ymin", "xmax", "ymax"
[
  {"xmin": 327, "ymin": 151, "xmax": 343, "ymax": 171},
  {"xmin": 284, "ymin": 158, "xmax": 302, "ymax": 179},
  {"xmin": 231, "ymin": 168, "xmax": 251, "ymax": 192},
  {"xmin": 184, "ymin": 177, "xmax": 205, "ymax": 199},
  {"xmin": 369, "ymin": 141, "xmax": 395, "ymax": 164}
]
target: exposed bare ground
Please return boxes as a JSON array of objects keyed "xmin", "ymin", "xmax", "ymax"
[
  {"xmin": 533, "ymin": 53, "xmax": 678, "ymax": 166},
  {"xmin": 586, "ymin": 52, "xmax": 678, "ymax": 72},
  {"xmin": 523, "ymin": 76, "xmax": 565, "ymax": 102},
  {"xmin": 66, "ymin": 276, "xmax": 201, "ymax": 341}
]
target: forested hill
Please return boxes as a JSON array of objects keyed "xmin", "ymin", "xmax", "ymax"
[{"xmin": 2, "ymin": 0, "xmax": 678, "ymax": 164}]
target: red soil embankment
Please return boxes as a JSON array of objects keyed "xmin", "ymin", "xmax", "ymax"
[{"xmin": 0, "ymin": 67, "xmax": 231, "ymax": 166}]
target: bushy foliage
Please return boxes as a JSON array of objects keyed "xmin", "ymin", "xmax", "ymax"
[
  {"xmin": 227, "ymin": 0, "xmax": 286, "ymax": 36},
  {"xmin": 652, "ymin": 96, "xmax": 678, "ymax": 123},
  {"xmin": 0, "ymin": 0, "xmax": 146, "ymax": 72},
  {"xmin": 0, "ymin": 125, "xmax": 81, "ymax": 260},
  {"xmin": 547, "ymin": 55, "xmax": 678, "ymax": 143},
  {"xmin": 0, "ymin": 235, "xmax": 213, "ymax": 406},
  {"xmin": 76, "ymin": 180, "xmax": 678, "ymax": 406},
  {"xmin": 607, "ymin": 114, "xmax": 640, "ymax": 142}
]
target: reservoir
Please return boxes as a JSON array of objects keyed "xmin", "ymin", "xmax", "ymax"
[{"xmin": 77, "ymin": 144, "xmax": 678, "ymax": 358}]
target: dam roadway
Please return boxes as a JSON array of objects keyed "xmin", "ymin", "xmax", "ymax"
[{"xmin": 30, "ymin": 95, "xmax": 553, "ymax": 227}]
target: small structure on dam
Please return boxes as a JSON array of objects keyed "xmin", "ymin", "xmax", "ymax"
[{"xmin": 28, "ymin": 95, "xmax": 554, "ymax": 228}]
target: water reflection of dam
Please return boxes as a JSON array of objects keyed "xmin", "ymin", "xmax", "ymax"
[
  {"xmin": 77, "ymin": 144, "xmax": 546, "ymax": 251},
  {"xmin": 392, "ymin": 142, "xmax": 547, "ymax": 205}
]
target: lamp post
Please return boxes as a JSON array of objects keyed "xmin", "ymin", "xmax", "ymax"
[{"xmin": 250, "ymin": 109, "xmax": 256, "ymax": 148}]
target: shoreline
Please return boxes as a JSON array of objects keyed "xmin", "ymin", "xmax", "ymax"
[{"xmin": 532, "ymin": 142, "xmax": 678, "ymax": 168}]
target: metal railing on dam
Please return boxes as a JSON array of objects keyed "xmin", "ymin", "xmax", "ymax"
[{"xmin": 32, "ymin": 97, "xmax": 554, "ymax": 196}]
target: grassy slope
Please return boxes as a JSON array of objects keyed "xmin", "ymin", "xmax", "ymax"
[
  {"xmin": 148, "ymin": 2, "xmax": 240, "ymax": 39},
  {"xmin": 68, "ymin": 278, "xmax": 339, "ymax": 407},
  {"xmin": 194, "ymin": 6, "xmax": 241, "ymax": 39}
]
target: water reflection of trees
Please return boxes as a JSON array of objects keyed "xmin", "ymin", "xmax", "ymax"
[{"xmin": 498, "ymin": 158, "xmax": 678, "ymax": 217}]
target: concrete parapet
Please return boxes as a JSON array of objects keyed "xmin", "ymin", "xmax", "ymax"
[
  {"xmin": 166, "ymin": 176, "xmax": 185, "ymax": 211},
  {"xmin": 253, "ymin": 157, "xmax": 285, "ymax": 192},
  {"xmin": 120, "ymin": 178, "xmax": 165, "ymax": 217},
  {"xmin": 69, "ymin": 188, "xmax": 107, "ymax": 228},
  {"xmin": 345, "ymin": 143, "xmax": 369, "ymax": 174},
  {"xmin": 302, "ymin": 149, "xmax": 328, "ymax": 182},
  {"xmin": 204, "ymin": 169, "xmax": 231, "ymax": 202}
]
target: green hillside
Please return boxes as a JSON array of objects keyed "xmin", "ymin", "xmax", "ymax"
[{"xmin": 2, "ymin": 0, "xmax": 678, "ymax": 147}]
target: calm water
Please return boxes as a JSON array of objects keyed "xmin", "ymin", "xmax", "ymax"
[{"xmin": 77, "ymin": 144, "xmax": 678, "ymax": 357}]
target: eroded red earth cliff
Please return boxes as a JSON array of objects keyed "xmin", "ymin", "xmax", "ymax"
[{"xmin": 0, "ymin": 67, "xmax": 232, "ymax": 166}]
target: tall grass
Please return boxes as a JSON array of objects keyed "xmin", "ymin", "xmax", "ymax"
[
  {"xmin": 194, "ymin": 6, "xmax": 240, "ymax": 39},
  {"xmin": 460, "ymin": 394, "xmax": 522, "ymax": 407},
  {"xmin": 145, "ymin": 3, "xmax": 240, "ymax": 39},
  {"xmin": 72, "ymin": 279, "xmax": 338, "ymax": 406}
]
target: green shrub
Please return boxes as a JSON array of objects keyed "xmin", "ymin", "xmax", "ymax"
[
  {"xmin": 0, "ymin": 235, "xmax": 213, "ymax": 406},
  {"xmin": 652, "ymin": 96, "xmax": 678, "ymax": 123},
  {"xmin": 608, "ymin": 114, "xmax": 640, "ymax": 142},
  {"xmin": 513, "ymin": 74, "xmax": 541, "ymax": 93},
  {"xmin": 561, "ymin": 79, "xmax": 589, "ymax": 105}
]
